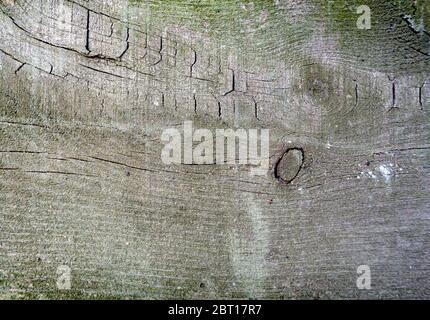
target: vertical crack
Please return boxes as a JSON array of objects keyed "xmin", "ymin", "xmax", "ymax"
[
  {"xmin": 152, "ymin": 37, "xmax": 163, "ymax": 66},
  {"xmin": 252, "ymin": 96, "xmax": 259, "ymax": 120},
  {"xmin": 118, "ymin": 27, "xmax": 130, "ymax": 60},
  {"xmin": 85, "ymin": 9, "xmax": 91, "ymax": 53},
  {"xmin": 211, "ymin": 94, "xmax": 221, "ymax": 118},
  {"xmin": 218, "ymin": 101, "xmax": 222, "ymax": 118},
  {"xmin": 419, "ymin": 84, "xmax": 423, "ymax": 109},
  {"xmin": 100, "ymin": 98, "xmax": 105, "ymax": 116},
  {"xmin": 355, "ymin": 82, "xmax": 359, "ymax": 107},
  {"xmin": 190, "ymin": 48, "xmax": 197, "ymax": 77},
  {"xmin": 14, "ymin": 62, "xmax": 26, "ymax": 74},
  {"xmin": 109, "ymin": 22, "xmax": 114, "ymax": 37},
  {"xmin": 193, "ymin": 94, "xmax": 197, "ymax": 114},
  {"xmin": 223, "ymin": 68, "xmax": 235, "ymax": 96}
]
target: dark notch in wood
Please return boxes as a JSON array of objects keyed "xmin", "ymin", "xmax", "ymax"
[{"xmin": 274, "ymin": 147, "xmax": 304, "ymax": 184}]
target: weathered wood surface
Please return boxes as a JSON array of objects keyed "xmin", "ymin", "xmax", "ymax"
[{"xmin": 0, "ymin": 0, "xmax": 429, "ymax": 299}]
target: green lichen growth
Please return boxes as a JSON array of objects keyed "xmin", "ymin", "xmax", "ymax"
[
  {"xmin": 411, "ymin": 0, "xmax": 430, "ymax": 31},
  {"xmin": 312, "ymin": 0, "xmax": 430, "ymax": 73},
  {"xmin": 128, "ymin": 0, "xmax": 430, "ymax": 73},
  {"xmin": 128, "ymin": 0, "xmax": 314, "ymax": 66},
  {"xmin": 316, "ymin": 0, "xmax": 430, "ymax": 33}
]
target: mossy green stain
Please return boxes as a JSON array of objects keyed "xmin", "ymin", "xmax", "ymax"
[{"xmin": 128, "ymin": 0, "xmax": 314, "ymax": 65}]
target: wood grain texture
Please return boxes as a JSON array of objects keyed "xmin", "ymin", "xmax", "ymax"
[{"xmin": 0, "ymin": 0, "xmax": 429, "ymax": 299}]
